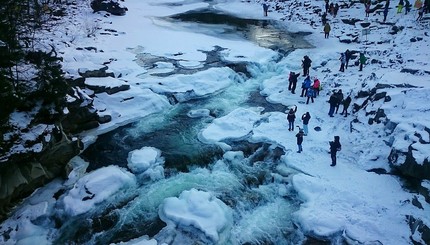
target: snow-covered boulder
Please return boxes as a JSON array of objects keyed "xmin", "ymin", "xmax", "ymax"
[
  {"xmin": 90, "ymin": 0, "xmax": 128, "ymax": 16},
  {"xmin": 127, "ymin": 147, "xmax": 165, "ymax": 180},
  {"xmin": 62, "ymin": 166, "xmax": 136, "ymax": 216},
  {"xmin": 158, "ymin": 188, "xmax": 233, "ymax": 244}
]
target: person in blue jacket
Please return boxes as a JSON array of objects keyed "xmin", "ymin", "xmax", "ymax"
[
  {"xmin": 306, "ymin": 87, "xmax": 316, "ymax": 104},
  {"xmin": 300, "ymin": 76, "xmax": 312, "ymax": 97}
]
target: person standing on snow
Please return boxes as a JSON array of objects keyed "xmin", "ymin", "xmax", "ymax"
[
  {"xmin": 329, "ymin": 136, "xmax": 342, "ymax": 166},
  {"xmin": 300, "ymin": 75, "xmax": 312, "ymax": 97},
  {"xmin": 365, "ymin": 1, "xmax": 371, "ymax": 17},
  {"xmin": 340, "ymin": 95, "xmax": 352, "ymax": 117},
  {"xmin": 324, "ymin": 22, "xmax": 331, "ymax": 39},
  {"xmin": 414, "ymin": 0, "xmax": 423, "ymax": 9},
  {"xmin": 405, "ymin": 0, "xmax": 412, "ymax": 13},
  {"xmin": 322, "ymin": 12, "xmax": 328, "ymax": 25},
  {"xmin": 339, "ymin": 53, "xmax": 346, "ymax": 72},
  {"xmin": 296, "ymin": 129, "xmax": 305, "ymax": 153},
  {"xmin": 417, "ymin": 5, "xmax": 425, "ymax": 20},
  {"xmin": 301, "ymin": 112, "xmax": 311, "ymax": 135},
  {"xmin": 359, "ymin": 52, "xmax": 367, "ymax": 71},
  {"xmin": 263, "ymin": 2, "xmax": 269, "ymax": 16},
  {"xmin": 334, "ymin": 3, "xmax": 340, "ymax": 17},
  {"xmin": 288, "ymin": 71, "xmax": 300, "ymax": 94},
  {"xmin": 383, "ymin": 1, "xmax": 390, "ymax": 22},
  {"xmin": 312, "ymin": 77, "xmax": 321, "ymax": 97},
  {"xmin": 345, "ymin": 49, "xmax": 351, "ymax": 69},
  {"xmin": 334, "ymin": 89, "xmax": 344, "ymax": 114},
  {"xmin": 328, "ymin": 92, "xmax": 338, "ymax": 117},
  {"xmin": 302, "ymin": 55, "xmax": 312, "ymax": 76},
  {"xmin": 287, "ymin": 106, "xmax": 298, "ymax": 131},
  {"xmin": 397, "ymin": 0, "xmax": 404, "ymax": 13},
  {"xmin": 306, "ymin": 87, "xmax": 316, "ymax": 104},
  {"xmin": 329, "ymin": 2, "xmax": 335, "ymax": 15}
]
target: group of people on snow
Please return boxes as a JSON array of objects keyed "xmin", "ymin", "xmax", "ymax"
[
  {"xmin": 290, "ymin": 103, "xmax": 342, "ymax": 166},
  {"xmin": 337, "ymin": 49, "xmax": 366, "ymax": 72},
  {"xmin": 376, "ymin": 0, "xmax": 427, "ymax": 22},
  {"xmin": 328, "ymin": 89, "xmax": 352, "ymax": 117}
]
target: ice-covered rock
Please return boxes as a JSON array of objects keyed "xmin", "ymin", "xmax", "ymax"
[
  {"xmin": 62, "ymin": 166, "xmax": 136, "ymax": 216},
  {"xmin": 127, "ymin": 147, "xmax": 165, "ymax": 180},
  {"xmin": 158, "ymin": 188, "xmax": 233, "ymax": 243}
]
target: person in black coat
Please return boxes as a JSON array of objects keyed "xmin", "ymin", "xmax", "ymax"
[
  {"xmin": 345, "ymin": 49, "xmax": 351, "ymax": 69},
  {"xmin": 340, "ymin": 95, "xmax": 352, "ymax": 117},
  {"xmin": 334, "ymin": 89, "xmax": 344, "ymax": 113},
  {"xmin": 288, "ymin": 71, "xmax": 300, "ymax": 94},
  {"xmin": 328, "ymin": 92, "xmax": 337, "ymax": 117},
  {"xmin": 329, "ymin": 136, "xmax": 341, "ymax": 166},
  {"xmin": 302, "ymin": 56, "xmax": 312, "ymax": 77},
  {"xmin": 263, "ymin": 3, "xmax": 269, "ymax": 16},
  {"xmin": 287, "ymin": 106, "xmax": 297, "ymax": 131},
  {"xmin": 321, "ymin": 12, "xmax": 327, "ymax": 25},
  {"xmin": 296, "ymin": 129, "xmax": 305, "ymax": 153}
]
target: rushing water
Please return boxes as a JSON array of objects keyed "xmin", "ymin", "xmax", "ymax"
[
  {"xmin": 74, "ymin": 8, "xmax": 314, "ymax": 245},
  {"xmin": 18, "ymin": 8, "xmax": 317, "ymax": 245}
]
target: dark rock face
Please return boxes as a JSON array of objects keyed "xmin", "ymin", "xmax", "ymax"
[
  {"xmin": 86, "ymin": 83, "xmax": 130, "ymax": 95},
  {"xmin": 62, "ymin": 106, "xmax": 100, "ymax": 133},
  {"xmin": 90, "ymin": 0, "xmax": 128, "ymax": 16},
  {"xmin": 408, "ymin": 215, "xmax": 430, "ymax": 244},
  {"xmin": 341, "ymin": 18, "xmax": 361, "ymax": 25},
  {"xmin": 0, "ymin": 130, "xmax": 82, "ymax": 221},
  {"xmin": 388, "ymin": 146, "xmax": 430, "ymax": 180},
  {"xmin": 78, "ymin": 66, "xmax": 114, "ymax": 78}
]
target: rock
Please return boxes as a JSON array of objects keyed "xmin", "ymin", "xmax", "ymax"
[
  {"xmin": 384, "ymin": 120, "xmax": 398, "ymax": 134},
  {"xmin": 339, "ymin": 36, "xmax": 353, "ymax": 43},
  {"xmin": 373, "ymin": 91, "xmax": 387, "ymax": 101},
  {"xmin": 407, "ymin": 216, "xmax": 430, "ymax": 244},
  {"xmin": 0, "ymin": 129, "xmax": 81, "ymax": 221},
  {"xmin": 98, "ymin": 115, "xmax": 112, "ymax": 124},
  {"xmin": 86, "ymin": 83, "xmax": 130, "ymax": 95},
  {"xmin": 78, "ymin": 66, "xmax": 114, "ymax": 78},
  {"xmin": 62, "ymin": 106, "xmax": 99, "ymax": 133},
  {"xmin": 412, "ymin": 196, "xmax": 423, "ymax": 209},
  {"xmin": 341, "ymin": 18, "xmax": 361, "ymax": 25},
  {"xmin": 67, "ymin": 77, "xmax": 85, "ymax": 87},
  {"xmin": 360, "ymin": 22, "xmax": 371, "ymax": 28},
  {"xmin": 388, "ymin": 146, "xmax": 430, "ymax": 180},
  {"xmin": 357, "ymin": 90, "xmax": 372, "ymax": 98},
  {"xmin": 370, "ymin": 59, "xmax": 381, "ymax": 64},
  {"xmin": 400, "ymin": 68, "xmax": 430, "ymax": 75},
  {"xmin": 389, "ymin": 26, "xmax": 403, "ymax": 35},
  {"xmin": 90, "ymin": 0, "xmax": 128, "ymax": 16}
]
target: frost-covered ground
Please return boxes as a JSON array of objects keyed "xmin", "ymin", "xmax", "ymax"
[{"xmin": 2, "ymin": 0, "xmax": 430, "ymax": 244}]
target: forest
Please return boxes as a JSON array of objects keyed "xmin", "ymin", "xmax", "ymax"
[{"xmin": 0, "ymin": 0, "xmax": 70, "ymax": 157}]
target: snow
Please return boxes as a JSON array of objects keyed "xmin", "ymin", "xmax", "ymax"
[
  {"xmin": 127, "ymin": 147, "xmax": 165, "ymax": 180},
  {"xmin": 158, "ymin": 188, "xmax": 232, "ymax": 243},
  {"xmin": 2, "ymin": 0, "xmax": 430, "ymax": 244},
  {"xmin": 200, "ymin": 107, "xmax": 261, "ymax": 145},
  {"xmin": 62, "ymin": 166, "xmax": 136, "ymax": 216},
  {"xmin": 84, "ymin": 76, "xmax": 128, "ymax": 88}
]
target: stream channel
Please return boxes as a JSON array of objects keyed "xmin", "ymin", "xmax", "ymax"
[{"xmin": 72, "ymin": 8, "xmax": 318, "ymax": 245}]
